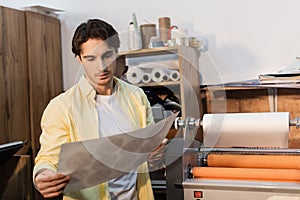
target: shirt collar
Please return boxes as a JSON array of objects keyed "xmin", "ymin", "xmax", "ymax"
[
  {"xmin": 78, "ymin": 76, "xmax": 95, "ymax": 98},
  {"xmin": 78, "ymin": 76, "xmax": 122, "ymax": 98}
]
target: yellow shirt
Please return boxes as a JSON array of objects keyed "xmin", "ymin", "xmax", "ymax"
[{"xmin": 33, "ymin": 76, "xmax": 154, "ymax": 200}]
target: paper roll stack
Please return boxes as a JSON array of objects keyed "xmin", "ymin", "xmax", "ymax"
[
  {"xmin": 203, "ymin": 112, "xmax": 290, "ymax": 148},
  {"xmin": 151, "ymin": 67, "xmax": 175, "ymax": 83},
  {"xmin": 126, "ymin": 62, "xmax": 180, "ymax": 84},
  {"xmin": 151, "ymin": 67, "xmax": 179, "ymax": 82}
]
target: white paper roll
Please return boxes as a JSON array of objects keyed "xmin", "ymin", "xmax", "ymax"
[
  {"xmin": 170, "ymin": 70, "xmax": 180, "ymax": 81},
  {"xmin": 141, "ymin": 72, "xmax": 151, "ymax": 83},
  {"xmin": 126, "ymin": 67, "xmax": 142, "ymax": 84},
  {"xmin": 203, "ymin": 112, "xmax": 290, "ymax": 148},
  {"xmin": 162, "ymin": 74, "xmax": 170, "ymax": 82},
  {"xmin": 150, "ymin": 68, "xmax": 163, "ymax": 83}
]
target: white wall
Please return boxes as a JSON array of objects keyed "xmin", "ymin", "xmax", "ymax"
[{"xmin": 2, "ymin": 0, "xmax": 300, "ymax": 90}]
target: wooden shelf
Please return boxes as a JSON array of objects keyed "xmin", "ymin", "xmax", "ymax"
[
  {"xmin": 201, "ymin": 81, "xmax": 300, "ymax": 91},
  {"xmin": 118, "ymin": 46, "xmax": 201, "ymax": 120},
  {"xmin": 137, "ymin": 81, "xmax": 180, "ymax": 87},
  {"xmin": 119, "ymin": 47, "xmax": 178, "ymax": 57}
]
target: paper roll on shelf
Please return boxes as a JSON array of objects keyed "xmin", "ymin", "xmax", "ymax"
[
  {"xmin": 151, "ymin": 67, "xmax": 178, "ymax": 83},
  {"xmin": 127, "ymin": 61, "xmax": 180, "ymax": 84},
  {"xmin": 170, "ymin": 70, "xmax": 180, "ymax": 81},
  {"xmin": 141, "ymin": 73, "xmax": 151, "ymax": 83},
  {"xmin": 162, "ymin": 74, "xmax": 170, "ymax": 82},
  {"xmin": 203, "ymin": 112, "xmax": 290, "ymax": 148},
  {"xmin": 126, "ymin": 67, "xmax": 143, "ymax": 84},
  {"xmin": 151, "ymin": 67, "xmax": 165, "ymax": 83}
]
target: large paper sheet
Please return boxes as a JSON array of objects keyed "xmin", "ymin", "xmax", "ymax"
[{"xmin": 57, "ymin": 112, "xmax": 177, "ymax": 192}]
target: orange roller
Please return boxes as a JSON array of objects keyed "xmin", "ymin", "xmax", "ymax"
[
  {"xmin": 192, "ymin": 167, "xmax": 300, "ymax": 181},
  {"xmin": 207, "ymin": 154, "xmax": 300, "ymax": 169}
]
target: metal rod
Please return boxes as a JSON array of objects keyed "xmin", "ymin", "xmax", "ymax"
[{"xmin": 176, "ymin": 116, "xmax": 300, "ymax": 129}]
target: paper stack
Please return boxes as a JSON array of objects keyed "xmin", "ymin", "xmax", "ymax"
[{"xmin": 259, "ymin": 56, "xmax": 300, "ymax": 84}]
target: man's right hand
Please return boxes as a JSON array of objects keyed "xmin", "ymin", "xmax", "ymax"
[{"xmin": 34, "ymin": 169, "xmax": 70, "ymax": 198}]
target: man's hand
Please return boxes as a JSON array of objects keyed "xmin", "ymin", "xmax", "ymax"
[
  {"xmin": 34, "ymin": 169, "xmax": 70, "ymax": 198},
  {"xmin": 148, "ymin": 138, "xmax": 168, "ymax": 171}
]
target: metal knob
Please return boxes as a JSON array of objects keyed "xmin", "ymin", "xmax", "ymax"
[
  {"xmin": 174, "ymin": 117, "xmax": 202, "ymax": 129},
  {"xmin": 290, "ymin": 117, "xmax": 300, "ymax": 129}
]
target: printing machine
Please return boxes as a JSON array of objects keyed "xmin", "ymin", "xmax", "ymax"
[{"xmin": 167, "ymin": 113, "xmax": 300, "ymax": 200}]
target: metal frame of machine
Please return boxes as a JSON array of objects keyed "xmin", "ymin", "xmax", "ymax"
[{"xmin": 174, "ymin": 115, "xmax": 300, "ymax": 200}]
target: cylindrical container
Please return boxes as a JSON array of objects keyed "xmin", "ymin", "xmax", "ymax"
[
  {"xmin": 158, "ymin": 17, "xmax": 171, "ymax": 43},
  {"xmin": 127, "ymin": 22, "xmax": 142, "ymax": 51},
  {"xmin": 207, "ymin": 153, "xmax": 300, "ymax": 169},
  {"xmin": 171, "ymin": 28, "xmax": 188, "ymax": 46},
  {"xmin": 192, "ymin": 167, "xmax": 300, "ymax": 182},
  {"xmin": 140, "ymin": 24, "xmax": 157, "ymax": 49}
]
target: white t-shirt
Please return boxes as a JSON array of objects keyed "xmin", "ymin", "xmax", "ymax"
[{"xmin": 95, "ymin": 89, "xmax": 138, "ymax": 200}]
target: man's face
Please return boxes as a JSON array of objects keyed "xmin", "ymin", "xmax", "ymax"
[{"xmin": 78, "ymin": 38, "xmax": 117, "ymax": 89}]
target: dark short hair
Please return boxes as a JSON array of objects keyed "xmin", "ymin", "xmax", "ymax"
[{"xmin": 71, "ymin": 19, "xmax": 120, "ymax": 57}]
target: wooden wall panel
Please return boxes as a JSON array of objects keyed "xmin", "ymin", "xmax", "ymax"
[
  {"xmin": 202, "ymin": 89, "xmax": 271, "ymax": 114},
  {"xmin": 0, "ymin": 7, "xmax": 63, "ymax": 200},
  {"xmin": 25, "ymin": 11, "xmax": 63, "ymax": 157},
  {"xmin": 0, "ymin": 7, "xmax": 30, "ymax": 154},
  {"xmin": 0, "ymin": 7, "xmax": 7, "ymax": 144}
]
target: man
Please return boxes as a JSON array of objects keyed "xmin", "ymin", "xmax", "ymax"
[{"xmin": 33, "ymin": 19, "xmax": 155, "ymax": 200}]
